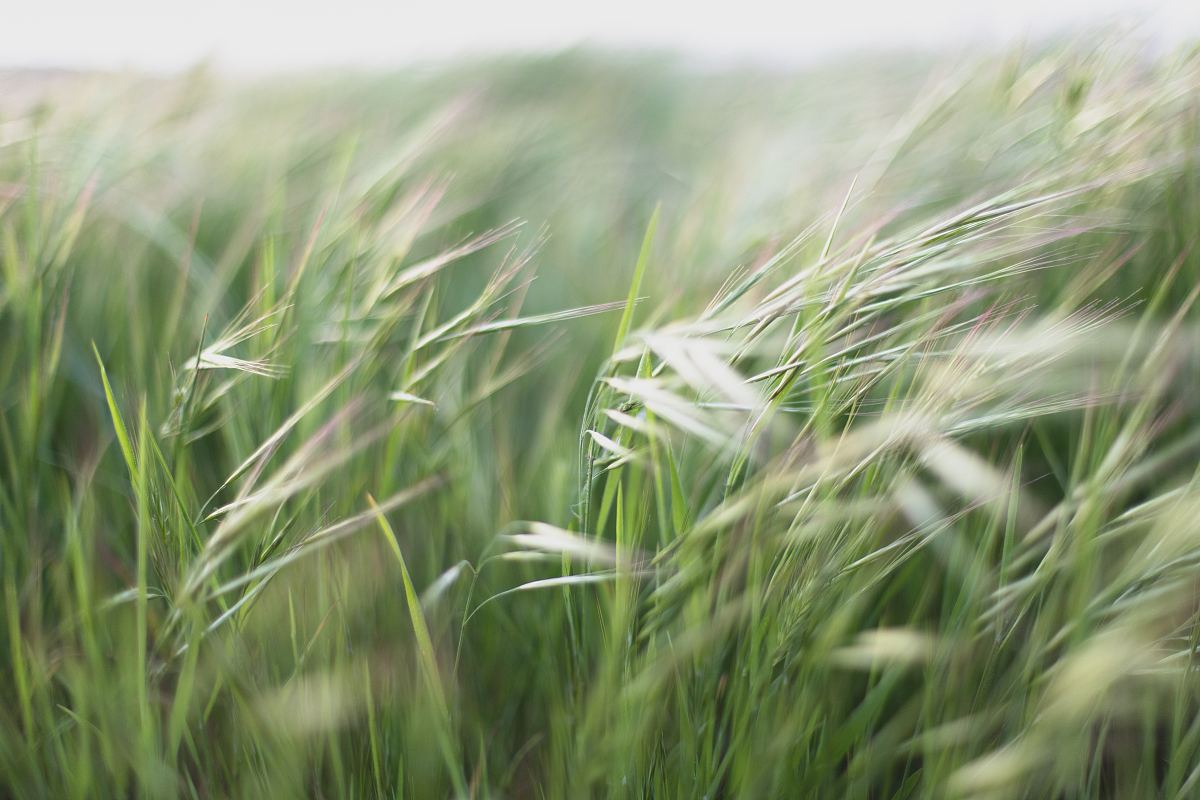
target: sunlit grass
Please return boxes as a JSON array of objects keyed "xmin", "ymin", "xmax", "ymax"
[{"xmin": 2, "ymin": 41, "xmax": 1200, "ymax": 797}]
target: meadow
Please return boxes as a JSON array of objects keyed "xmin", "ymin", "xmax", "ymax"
[{"xmin": 2, "ymin": 40, "xmax": 1200, "ymax": 797}]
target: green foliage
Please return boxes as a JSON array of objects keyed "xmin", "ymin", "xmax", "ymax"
[{"xmin": 2, "ymin": 42, "xmax": 1200, "ymax": 797}]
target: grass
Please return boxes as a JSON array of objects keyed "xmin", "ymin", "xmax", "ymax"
[{"xmin": 2, "ymin": 39, "xmax": 1200, "ymax": 797}]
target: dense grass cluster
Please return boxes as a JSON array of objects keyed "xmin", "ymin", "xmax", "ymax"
[{"xmin": 2, "ymin": 42, "xmax": 1200, "ymax": 797}]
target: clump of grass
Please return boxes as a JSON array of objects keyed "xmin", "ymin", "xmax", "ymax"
[{"xmin": 1, "ymin": 40, "xmax": 1199, "ymax": 798}]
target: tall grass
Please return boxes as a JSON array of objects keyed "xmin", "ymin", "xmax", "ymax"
[{"xmin": 2, "ymin": 41, "xmax": 1200, "ymax": 797}]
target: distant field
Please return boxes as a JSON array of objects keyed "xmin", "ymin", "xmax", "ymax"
[{"xmin": 2, "ymin": 43, "xmax": 1200, "ymax": 797}]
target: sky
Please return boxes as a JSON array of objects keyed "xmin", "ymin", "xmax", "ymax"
[{"xmin": 4, "ymin": 0, "xmax": 1198, "ymax": 73}]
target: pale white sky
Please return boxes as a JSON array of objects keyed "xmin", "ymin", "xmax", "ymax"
[{"xmin": 4, "ymin": 0, "xmax": 1197, "ymax": 73}]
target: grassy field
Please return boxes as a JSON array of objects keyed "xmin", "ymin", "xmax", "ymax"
[{"xmin": 2, "ymin": 40, "xmax": 1200, "ymax": 797}]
